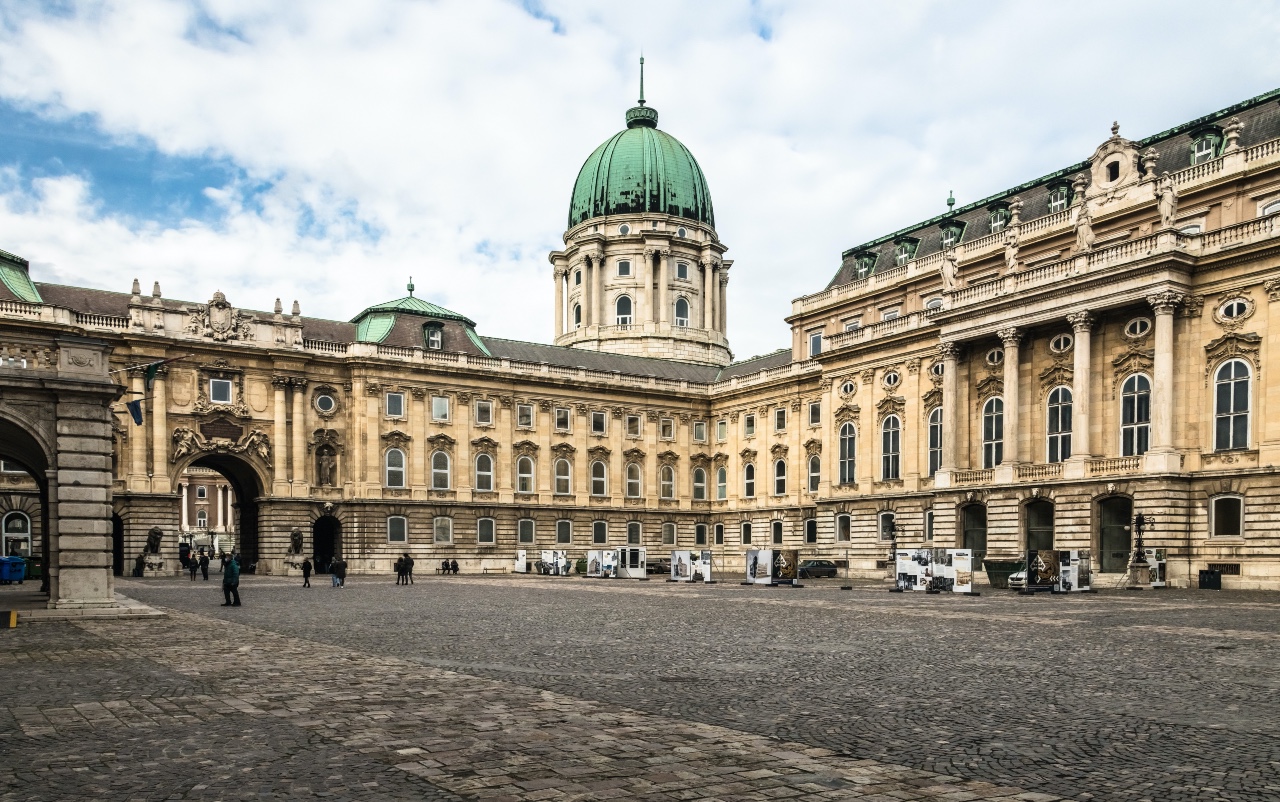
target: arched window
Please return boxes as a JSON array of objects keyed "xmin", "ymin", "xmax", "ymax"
[
  {"xmin": 743, "ymin": 463, "xmax": 756, "ymax": 498},
  {"xmin": 962, "ymin": 504, "xmax": 987, "ymax": 562},
  {"xmin": 626, "ymin": 462, "xmax": 642, "ymax": 498},
  {"xmin": 386, "ymin": 448, "xmax": 407, "ymax": 488},
  {"xmin": 590, "ymin": 461, "xmax": 607, "ymax": 496},
  {"xmin": 982, "ymin": 399, "xmax": 1004, "ymax": 469},
  {"xmin": 692, "ymin": 467, "xmax": 706, "ymax": 500},
  {"xmin": 881, "ymin": 416, "xmax": 901, "ymax": 480},
  {"xmin": 1047, "ymin": 386, "xmax": 1072, "ymax": 463},
  {"xmin": 195, "ymin": 509, "xmax": 208, "ymax": 528},
  {"xmin": 927, "ymin": 407, "xmax": 943, "ymax": 477},
  {"xmin": 773, "ymin": 459, "xmax": 786, "ymax": 495},
  {"xmin": 716, "ymin": 467, "xmax": 727, "ymax": 500},
  {"xmin": 1121, "ymin": 374, "xmax": 1151, "ymax": 457},
  {"xmin": 573, "ymin": 304, "xmax": 582, "ymax": 328},
  {"xmin": 429, "ymin": 450, "xmax": 449, "ymax": 489},
  {"xmin": 615, "ymin": 295, "xmax": 633, "ymax": 325},
  {"xmin": 660, "ymin": 465, "xmax": 675, "ymax": 499},
  {"xmin": 2, "ymin": 511, "xmax": 31, "ymax": 557},
  {"xmin": 674, "ymin": 297, "xmax": 690, "ymax": 327},
  {"xmin": 554, "ymin": 459, "xmax": 571, "ymax": 494},
  {"xmin": 516, "ymin": 456, "xmax": 534, "ymax": 493},
  {"xmin": 808, "ymin": 455, "xmax": 820, "ymax": 493},
  {"xmin": 839, "ymin": 422, "xmax": 856, "ymax": 484},
  {"xmin": 475, "ymin": 453, "xmax": 494, "ymax": 492},
  {"xmin": 1215, "ymin": 360, "xmax": 1251, "ymax": 451}
]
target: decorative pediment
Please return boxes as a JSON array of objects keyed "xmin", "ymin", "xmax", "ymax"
[
  {"xmin": 803, "ymin": 438, "xmax": 822, "ymax": 457},
  {"xmin": 658, "ymin": 449, "xmax": 680, "ymax": 465},
  {"xmin": 512, "ymin": 439, "xmax": 540, "ymax": 458},
  {"xmin": 185, "ymin": 291, "xmax": 254, "ymax": 342},
  {"xmin": 770, "ymin": 443, "xmax": 789, "ymax": 459},
  {"xmin": 470, "ymin": 436, "xmax": 500, "ymax": 453},
  {"xmin": 976, "ymin": 375, "xmax": 1004, "ymax": 403},
  {"xmin": 1265, "ymin": 278, "xmax": 1280, "ymax": 303},
  {"xmin": 1038, "ymin": 363, "xmax": 1074, "ymax": 398},
  {"xmin": 689, "ymin": 452, "xmax": 712, "ymax": 467},
  {"xmin": 739, "ymin": 448, "xmax": 757, "ymax": 462},
  {"xmin": 587, "ymin": 445, "xmax": 612, "ymax": 460},
  {"xmin": 712, "ymin": 451, "xmax": 729, "ymax": 466},
  {"xmin": 308, "ymin": 428, "xmax": 343, "ymax": 453},
  {"xmin": 875, "ymin": 395, "xmax": 905, "ymax": 422},
  {"xmin": 1110, "ymin": 348, "xmax": 1154, "ymax": 398},
  {"xmin": 624, "ymin": 447, "xmax": 647, "ymax": 461},
  {"xmin": 834, "ymin": 403, "xmax": 861, "ymax": 425},
  {"xmin": 172, "ymin": 427, "xmax": 271, "ymax": 464},
  {"xmin": 551, "ymin": 442, "xmax": 577, "ymax": 457},
  {"xmin": 425, "ymin": 432, "xmax": 454, "ymax": 452},
  {"xmin": 922, "ymin": 388, "xmax": 942, "ymax": 412},
  {"xmin": 1205, "ymin": 332, "xmax": 1262, "ymax": 382},
  {"xmin": 382, "ymin": 429, "xmax": 413, "ymax": 450}
]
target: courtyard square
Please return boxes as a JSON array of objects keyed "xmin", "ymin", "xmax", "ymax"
[{"xmin": 1, "ymin": 576, "xmax": 1277, "ymax": 801}]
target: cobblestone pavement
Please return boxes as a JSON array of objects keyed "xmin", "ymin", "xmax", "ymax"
[{"xmin": 4, "ymin": 577, "xmax": 1279, "ymax": 801}]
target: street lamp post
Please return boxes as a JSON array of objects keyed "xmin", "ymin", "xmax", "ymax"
[
  {"xmin": 886, "ymin": 518, "xmax": 902, "ymax": 592},
  {"xmin": 1127, "ymin": 513, "xmax": 1155, "ymax": 589}
]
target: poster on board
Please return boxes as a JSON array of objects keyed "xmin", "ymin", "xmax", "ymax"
[
  {"xmin": 772, "ymin": 549, "xmax": 799, "ymax": 584},
  {"xmin": 586, "ymin": 550, "xmax": 604, "ymax": 578},
  {"xmin": 1027, "ymin": 550, "xmax": 1060, "ymax": 589},
  {"xmin": 693, "ymin": 550, "xmax": 713, "ymax": 583},
  {"xmin": 930, "ymin": 548, "xmax": 955, "ymax": 592},
  {"xmin": 540, "ymin": 550, "xmax": 569, "ymax": 576},
  {"xmin": 1076, "ymin": 549, "xmax": 1092, "ymax": 591},
  {"xmin": 745, "ymin": 549, "xmax": 773, "ymax": 584},
  {"xmin": 671, "ymin": 550, "xmax": 694, "ymax": 581},
  {"xmin": 601, "ymin": 549, "xmax": 618, "ymax": 578},
  {"xmin": 1056, "ymin": 550, "xmax": 1093, "ymax": 592},
  {"xmin": 514, "ymin": 549, "xmax": 527, "ymax": 573},
  {"xmin": 951, "ymin": 549, "xmax": 974, "ymax": 594},
  {"xmin": 894, "ymin": 550, "xmax": 915, "ymax": 590}
]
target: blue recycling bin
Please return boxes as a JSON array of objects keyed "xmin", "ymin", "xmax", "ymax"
[{"xmin": 0, "ymin": 556, "xmax": 25, "ymax": 585}]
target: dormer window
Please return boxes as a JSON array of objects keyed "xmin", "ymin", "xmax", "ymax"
[
  {"xmin": 893, "ymin": 238, "xmax": 918, "ymax": 266},
  {"xmin": 853, "ymin": 253, "xmax": 877, "ymax": 279},
  {"xmin": 989, "ymin": 207, "xmax": 1010, "ymax": 234},
  {"xmin": 939, "ymin": 222, "xmax": 964, "ymax": 249},
  {"xmin": 1047, "ymin": 185, "xmax": 1071, "ymax": 213},
  {"xmin": 425, "ymin": 324, "xmax": 443, "ymax": 350},
  {"xmin": 1192, "ymin": 132, "xmax": 1221, "ymax": 165}
]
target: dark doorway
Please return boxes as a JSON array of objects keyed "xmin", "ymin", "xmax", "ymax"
[
  {"xmin": 189, "ymin": 455, "xmax": 263, "ymax": 568},
  {"xmin": 962, "ymin": 504, "xmax": 987, "ymax": 565},
  {"xmin": 1025, "ymin": 500, "xmax": 1055, "ymax": 552},
  {"xmin": 111, "ymin": 514, "xmax": 125, "ymax": 576},
  {"xmin": 313, "ymin": 516, "xmax": 340, "ymax": 573},
  {"xmin": 1098, "ymin": 496, "xmax": 1133, "ymax": 572}
]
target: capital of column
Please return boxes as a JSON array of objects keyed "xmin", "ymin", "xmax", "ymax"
[
  {"xmin": 996, "ymin": 327, "xmax": 1022, "ymax": 347},
  {"xmin": 553, "ymin": 266, "xmax": 568, "ymax": 280},
  {"xmin": 936, "ymin": 341, "xmax": 961, "ymax": 360},
  {"xmin": 1066, "ymin": 311, "xmax": 1094, "ymax": 332},
  {"xmin": 720, "ymin": 274, "xmax": 730, "ymax": 287},
  {"xmin": 1147, "ymin": 291, "xmax": 1186, "ymax": 315},
  {"xmin": 659, "ymin": 248, "xmax": 671, "ymax": 258},
  {"xmin": 271, "ymin": 376, "xmax": 292, "ymax": 389},
  {"xmin": 642, "ymin": 247, "xmax": 656, "ymax": 259},
  {"xmin": 290, "ymin": 378, "xmax": 309, "ymax": 390}
]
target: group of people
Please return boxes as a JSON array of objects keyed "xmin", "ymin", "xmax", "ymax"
[
  {"xmin": 186, "ymin": 551, "xmax": 211, "ymax": 581},
  {"xmin": 395, "ymin": 553, "xmax": 415, "ymax": 584},
  {"xmin": 440, "ymin": 559, "xmax": 459, "ymax": 575}
]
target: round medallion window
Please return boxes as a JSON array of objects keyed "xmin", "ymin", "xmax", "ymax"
[
  {"xmin": 883, "ymin": 371, "xmax": 901, "ymax": 388},
  {"xmin": 986, "ymin": 348, "xmax": 1005, "ymax": 366},
  {"xmin": 1125, "ymin": 317, "xmax": 1152, "ymax": 337},
  {"xmin": 840, "ymin": 380, "xmax": 855, "ymax": 395},
  {"xmin": 925, "ymin": 297, "xmax": 944, "ymax": 310},
  {"xmin": 930, "ymin": 361, "xmax": 944, "ymax": 377},
  {"xmin": 618, "ymin": 224, "xmax": 630, "ymax": 235},
  {"xmin": 1049, "ymin": 333, "xmax": 1074, "ymax": 353},
  {"xmin": 676, "ymin": 227, "xmax": 688, "ymax": 238},
  {"xmin": 315, "ymin": 394, "xmax": 336, "ymax": 413},
  {"xmin": 1221, "ymin": 299, "xmax": 1248, "ymax": 319}
]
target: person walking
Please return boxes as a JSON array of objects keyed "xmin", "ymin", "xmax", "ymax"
[
  {"xmin": 222, "ymin": 552, "xmax": 241, "ymax": 606},
  {"xmin": 188, "ymin": 556, "xmax": 199, "ymax": 581},
  {"xmin": 301, "ymin": 557, "xmax": 312, "ymax": 588},
  {"xmin": 331, "ymin": 559, "xmax": 341, "ymax": 588},
  {"xmin": 404, "ymin": 553, "xmax": 414, "ymax": 585},
  {"xmin": 199, "ymin": 552, "xmax": 210, "ymax": 581},
  {"xmin": 394, "ymin": 555, "xmax": 405, "ymax": 585},
  {"xmin": 334, "ymin": 557, "xmax": 347, "ymax": 588}
]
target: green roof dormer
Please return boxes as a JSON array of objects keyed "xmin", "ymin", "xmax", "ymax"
[
  {"xmin": 351, "ymin": 280, "xmax": 490, "ymax": 355},
  {"xmin": 0, "ymin": 248, "xmax": 41, "ymax": 304}
]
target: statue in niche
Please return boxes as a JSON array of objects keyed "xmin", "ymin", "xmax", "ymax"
[
  {"xmin": 1075, "ymin": 209, "xmax": 1095, "ymax": 252},
  {"xmin": 146, "ymin": 527, "xmax": 163, "ymax": 554},
  {"xmin": 940, "ymin": 249, "xmax": 960, "ymax": 292},
  {"xmin": 1003, "ymin": 229, "xmax": 1020, "ymax": 272},
  {"xmin": 316, "ymin": 445, "xmax": 337, "ymax": 487},
  {"xmin": 1157, "ymin": 171, "xmax": 1178, "ymax": 230}
]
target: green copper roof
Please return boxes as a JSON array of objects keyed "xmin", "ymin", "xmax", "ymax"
[
  {"xmin": 355, "ymin": 311, "xmax": 397, "ymax": 343},
  {"xmin": 568, "ymin": 105, "xmax": 715, "ymax": 229},
  {"xmin": 0, "ymin": 249, "xmax": 41, "ymax": 303}
]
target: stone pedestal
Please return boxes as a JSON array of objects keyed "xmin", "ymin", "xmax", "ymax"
[
  {"xmin": 1128, "ymin": 561, "xmax": 1152, "ymax": 589},
  {"xmin": 142, "ymin": 551, "xmax": 177, "ymax": 577}
]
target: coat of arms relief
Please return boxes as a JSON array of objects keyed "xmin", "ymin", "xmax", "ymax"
[{"xmin": 186, "ymin": 291, "xmax": 254, "ymax": 342}]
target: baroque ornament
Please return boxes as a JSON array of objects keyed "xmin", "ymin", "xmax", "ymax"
[
  {"xmin": 186, "ymin": 291, "xmax": 254, "ymax": 342},
  {"xmin": 171, "ymin": 427, "xmax": 271, "ymax": 463}
]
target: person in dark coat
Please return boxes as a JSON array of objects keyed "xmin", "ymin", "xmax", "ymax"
[
  {"xmin": 450, "ymin": 558, "xmax": 459, "ymax": 575},
  {"xmin": 404, "ymin": 553, "xmax": 414, "ymax": 584},
  {"xmin": 199, "ymin": 552, "xmax": 210, "ymax": 581},
  {"xmin": 441, "ymin": 559, "xmax": 450, "ymax": 575},
  {"xmin": 188, "ymin": 557, "xmax": 199, "ymax": 581},
  {"xmin": 222, "ymin": 554, "xmax": 241, "ymax": 606},
  {"xmin": 301, "ymin": 557, "xmax": 312, "ymax": 588},
  {"xmin": 394, "ymin": 556, "xmax": 405, "ymax": 585},
  {"xmin": 333, "ymin": 558, "xmax": 347, "ymax": 588}
]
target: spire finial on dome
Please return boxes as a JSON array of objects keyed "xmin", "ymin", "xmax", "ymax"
[
  {"xmin": 638, "ymin": 55, "xmax": 645, "ymax": 106},
  {"xmin": 407, "ymin": 277, "xmax": 415, "ymax": 297},
  {"xmin": 625, "ymin": 55, "xmax": 658, "ymax": 129}
]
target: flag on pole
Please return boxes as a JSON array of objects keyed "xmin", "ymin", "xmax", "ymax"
[
  {"xmin": 126, "ymin": 400, "xmax": 144, "ymax": 426},
  {"xmin": 144, "ymin": 363, "xmax": 160, "ymax": 391}
]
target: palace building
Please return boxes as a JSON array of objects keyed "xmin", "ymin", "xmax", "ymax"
[{"xmin": 5, "ymin": 85, "xmax": 1280, "ymax": 608}]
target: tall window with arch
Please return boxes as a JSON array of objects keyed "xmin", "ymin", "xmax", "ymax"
[
  {"xmin": 659, "ymin": 465, "xmax": 675, "ymax": 499},
  {"xmin": 838, "ymin": 422, "xmax": 856, "ymax": 484},
  {"xmin": 982, "ymin": 398, "xmax": 1004, "ymax": 469},
  {"xmin": 516, "ymin": 456, "xmax": 535, "ymax": 493},
  {"xmin": 474, "ymin": 453, "xmax": 494, "ymax": 492},
  {"xmin": 1121, "ymin": 374, "xmax": 1151, "ymax": 456},
  {"xmin": 573, "ymin": 304, "xmax": 582, "ymax": 329},
  {"xmin": 743, "ymin": 463, "xmax": 756, "ymax": 498},
  {"xmin": 625, "ymin": 462, "xmax": 642, "ymax": 497},
  {"xmin": 195, "ymin": 509, "xmax": 208, "ymax": 528},
  {"xmin": 554, "ymin": 459, "xmax": 571, "ymax": 494},
  {"xmin": 881, "ymin": 416, "xmax": 901, "ymax": 480},
  {"xmin": 674, "ymin": 297, "xmax": 690, "ymax": 327},
  {"xmin": 716, "ymin": 466, "xmax": 727, "ymax": 500},
  {"xmin": 773, "ymin": 460, "xmax": 787, "ymax": 495},
  {"xmin": 808, "ymin": 455, "xmax": 820, "ymax": 493},
  {"xmin": 1215, "ymin": 359, "xmax": 1251, "ymax": 451},
  {"xmin": 386, "ymin": 448, "xmax": 407, "ymax": 488},
  {"xmin": 429, "ymin": 450, "xmax": 450, "ymax": 489},
  {"xmin": 590, "ymin": 461, "xmax": 608, "ymax": 496},
  {"xmin": 1046, "ymin": 387, "xmax": 1072, "ymax": 463},
  {"xmin": 927, "ymin": 407, "xmax": 943, "ymax": 477},
  {"xmin": 615, "ymin": 295, "xmax": 632, "ymax": 325},
  {"xmin": 692, "ymin": 467, "xmax": 707, "ymax": 500},
  {"xmin": 2, "ymin": 510, "xmax": 31, "ymax": 556}
]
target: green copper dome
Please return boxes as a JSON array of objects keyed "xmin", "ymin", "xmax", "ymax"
[{"xmin": 568, "ymin": 103, "xmax": 715, "ymax": 229}]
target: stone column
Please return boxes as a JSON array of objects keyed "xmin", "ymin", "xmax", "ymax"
[
  {"xmin": 1146, "ymin": 291, "xmax": 1185, "ymax": 472},
  {"xmin": 291, "ymin": 378, "xmax": 308, "ymax": 493},
  {"xmin": 179, "ymin": 483, "xmax": 188, "ymax": 529},
  {"xmin": 995, "ymin": 328, "xmax": 1022, "ymax": 479},
  {"xmin": 719, "ymin": 273, "xmax": 729, "ymax": 333},
  {"xmin": 271, "ymin": 377, "xmax": 289, "ymax": 494},
  {"xmin": 640, "ymin": 249, "xmax": 654, "ymax": 324},
  {"xmin": 658, "ymin": 250, "xmax": 670, "ymax": 326},
  {"xmin": 594, "ymin": 253, "xmax": 606, "ymax": 327},
  {"xmin": 150, "ymin": 367, "xmax": 170, "ymax": 492},
  {"xmin": 127, "ymin": 370, "xmax": 148, "ymax": 491},
  {"xmin": 1063, "ymin": 312, "xmax": 1094, "ymax": 479},
  {"xmin": 935, "ymin": 342, "xmax": 961, "ymax": 487},
  {"xmin": 216, "ymin": 485, "xmax": 224, "ymax": 530},
  {"xmin": 582, "ymin": 261, "xmax": 593, "ymax": 328},
  {"xmin": 702, "ymin": 259, "xmax": 714, "ymax": 329},
  {"xmin": 553, "ymin": 267, "xmax": 565, "ymax": 337}
]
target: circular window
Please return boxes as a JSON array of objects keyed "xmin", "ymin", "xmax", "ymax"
[
  {"xmin": 618, "ymin": 224, "xmax": 631, "ymax": 235},
  {"xmin": 1125, "ymin": 317, "xmax": 1152, "ymax": 337},
  {"xmin": 676, "ymin": 227, "xmax": 687, "ymax": 238},
  {"xmin": 315, "ymin": 394, "xmax": 336, "ymax": 413},
  {"xmin": 1049, "ymin": 333, "xmax": 1074, "ymax": 353},
  {"xmin": 986, "ymin": 348, "xmax": 1005, "ymax": 366},
  {"xmin": 840, "ymin": 380, "xmax": 856, "ymax": 395},
  {"xmin": 930, "ymin": 361, "xmax": 944, "ymax": 377},
  {"xmin": 883, "ymin": 371, "xmax": 901, "ymax": 388},
  {"xmin": 1221, "ymin": 299, "xmax": 1248, "ymax": 319}
]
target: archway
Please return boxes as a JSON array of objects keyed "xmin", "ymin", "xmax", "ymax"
[
  {"xmin": 1098, "ymin": 496, "xmax": 1132, "ymax": 573},
  {"xmin": 111, "ymin": 514, "xmax": 125, "ymax": 577},
  {"xmin": 181, "ymin": 453, "xmax": 265, "ymax": 569},
  {"xmin": 313, "ymin": 516, "xmax": 340, "ymax": 573},
  {"xmin": 0, "ymin": 414, "xmax": 50, "ymax": 591}
]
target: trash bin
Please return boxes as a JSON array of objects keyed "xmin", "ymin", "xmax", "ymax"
[
  {"xmin": 1198, "ymin": 569, "xmax": 1222, "ymax": 590},
  {"xmin": 0, "ymin": 557, "xmax": 25, "ymax": 585}
]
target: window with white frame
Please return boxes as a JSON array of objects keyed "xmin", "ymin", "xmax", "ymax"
[
  {"xmin": 573, "ymin": 304, "xmax": 582, "ymax": 328},
  {"xmin": 773, "ymin": 460, "xmax": 786, "ymax": 495},
  {"xmin": 386, "ymin": 392, "xmax": 405, "ymax": 418},
  {"xmin": 805, "ymin": 518, "xmax": 817, "ymax": 544},
  {"xmin": 663, "ymin": 522, "xmax": 676, "ymax": 545},
  {"xmin": 894, "ymin": 241, "xmax": 916, "ymax": 266},
  {"xmin": 879, "ymin": 510, "xmax": 897, "ymax": 541},
  {"xmin": 210, "ymin": 379, "xmax": 233, "ymax": 404},
  {"xmin": 741, "ymin": 522, "xmax": 753, "ymax": 544},
  {"xmin": 881, "ymin": 415, "xmax": 901, "ymax": 480},
  {"xmin": 1047, "ymin": 186, "xmax": 1070, "ymax": 213},
  {"xmin": 1262, "ymin": 199, "xmax": 1280, "ymax": 216},
  {"xmin": 430, "ymin": 450, "xmax": 450, "ymax": 489},
  {"xmin": 196, "ymin": 485, "xmax": 207, "ymax": 500},
  {"xmin": 940, "ymin": 223, "xmax": 964, "ymax": 248},
  {"xmin": 928, "ymin": 407, "xmax": 943, "ymax": 477},
  {"xmin": 839, "ymin": 423, "xmax": 856, "ymax": 484},
  {"xmin": 555, "ymin": 407, "xmax": 570, "ymax": 431},
  {"xmin": 1215, "ymin": 360, "xmax": 1251, "ymax": 450},
  {"xmin": 1192, "ymin": 134, "xmax": 1220, "ymax": 165},
  {"xmin": 660, "ymin": 465, "xmax": 675, "ymax": 499},
  {"xmin": 431, "ymin": 395, "xmax": 450, "ymax": 421},
  {"xmin": 387, "ymin": 516, "xmax": 407, "ymax": 543},
  {"xmin": 433, "ymin": 516, "xmax": 453, "ymax": 544},
  {"xmin": 1178, "ymin": 223, "xmax": 1202, "ymax": 235},
  {"xmin": 426, "ymin": 326, "xmax": 443, "ymax": 350},
  {"xmin": 593, "ymin": 520, "xmax": 607, "ymax": 544},
  {"xmin": 5, "ymin": 510, "xmax": 35, "ymax": 555},
  {"xmin": 554, "ymin": 459, "xmax": 571, "ymax": 494},
  {"xmin": 660, "ymin": 417, "xmax": 674, "ymax": 439},
  {"xmin": 0, "ymin": 460, "xmax": 24, "ymax": 473},
  {"xmin": 843, "ymin": 319, "xmax": 862, "ymax": 332},
  {"xmin": 1121, "ymin": 374, "xmax": 1151, "ymax": 457},
  {"xmin": 590, "ymin": 461, "xmax": 607, "ymax": 496},
  {"xmin": 616, "ymin": 296, "xmax": 633, "ymax": 325},
  {"xmin": 695, "ymin": 523, "xmax": 707, "ymax": 545},
  {"xmin": 474, "ymin": 400, "xmax": 493, "ymax": 425},
  {"xmin": 591, "ymin": 411, "xmax": 607, "ymax": 435},
  {"xmin": 743, "ymin": 463, "xmax": 756, "ymax": 498},
  {"xmin": 693, "ymin": 421, "xmax": 707, "ymax": 442},
  {"xmin": 925, "ymin": 297, "xmax": 944, "ymax": 311},
  {"xmin": 1212, "ymin": 495, "xmax": 1244, "ymax": 538},
  {"xmin": 626, "ymin": 462, "xmax": 642, "ymax": 498},
  {"xmin": 617, "ymin": 259, "xmax": 631, "ymax": 277},
  {"xmin": 1047, "ymin": 387, "xmax": 1072, "ymax": 463},
  {"xmin": 196, "ymin": 509, "xmax": 207, "ymax": 528},
  {"xmin": 983, "ymin": 398, "xmax": 1004, "ymax": 469},
  {"xmin": 474, "ymin": 453, "xmax": 494, "ymax": 492},
  {"xmin": 626, "ymin": 415, "xmax": 641, "ymax": 437},
  {"xmin": 517, "ymin": 404, "xmax": 534, "ymax": 428},
  {"xmin": 989, "ymin": 207, "xmax": 1009, "ymax": 233},
  {"xmin": 882, "ymin": 308, "xmax": 900, "ymax": 322},
  {"xmin": 627, "ymin": 521, "xmax": 641, "ymax": 545},
  {"xmin": 716, "ymin": 467, "xmax": 727, "ymax": 500},
  {"xmin": 808, "ymin": 455, "xmax": 820, "ymax": 493},
  {"xmin": 744, "ymin": 414, "xmax": 756, "ymax": 437},
  {"xmin": 386, "ymin": 448, "xmax": 407, "ymax": 488},
  {"xmin": 774, "ymin": 408, "xmax": 786, "ymax": 431},
  {"xmin": 516, "ymin": 456, "xmax": 535, "ymax": 493},
  {"xmin": 836, "ymin": 513, "xmax": 851, "ymax": 542},
  {"xmin": 772, "ymin": 520, "xmax": 783, "ymax": 544},
  {"xmin": 477, "ymin": 518, "xmax": 496, "ymax": 544},
  {"xmin": 716, "ymin": 420, "xmax": 727, "ymax": 441},
  {"xmin": 556, "ymin": 519, "xmax": 572, "ymax": 544},
  {"xmin": 809, "ymin": 401, "xmax": 821, "ymax": 426},
  {"xmin": 692, "ymin": 467, "xmax": 707, "ymax": 500},
  {"xmin": 808, "ymin": 331, "xmax": 823, "ymax": 357},
  {"xmin": 674, "ymin": 297, "xmax": 690, "ymax": 327},
  {"xmin": 924, "ymin": 509, "xmax": 934, "ymax": 541},
  {"xmin": 517, "ymin": 519, "xmax": 535, "ymax": 544},
  {"xmin": 676, "ymin": 261, "xmax": 689, "ymax": 280}
]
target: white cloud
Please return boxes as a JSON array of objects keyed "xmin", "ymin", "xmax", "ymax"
[{"xmin": 0, "ymin": 0, "xmax": 1278, "ymax": 358}]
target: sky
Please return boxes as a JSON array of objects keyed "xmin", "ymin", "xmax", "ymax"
[{"xmin": 1, "ymin": 1, "xmax": 1278, "ymax": 360}]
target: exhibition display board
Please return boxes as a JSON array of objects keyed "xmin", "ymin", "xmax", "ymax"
[
  {"xmin": 1026, "ymin": 550, "xmax": 1061, "ymax": 590},
  {"xmin": 539, "ymin": 549, "xmax": 570, "ymax": 576},
  {"xmin": 618, "ymin": 547, "xmax": 646, "ymax": 579},
  {"xmin": 670, "ymin": 550, "xmax": 712, "ymax": 582},
  {"xmin": 514, "ymin": 549, "xmax": 527, "ymax": 573},
  {"xmin": 1057, "ymin": 550, "xmax": 1093, "ymax": 592},
  {"xmin": 745, "ymin": 549, "xmax": 798, "ymax": 585},
  {"xmin": 896, "ymin": 549, "xmax": 977, "ymax": 594},
  {"xmin": 586, "ymin": 549, "xmax": 619, "ymax": 578}
]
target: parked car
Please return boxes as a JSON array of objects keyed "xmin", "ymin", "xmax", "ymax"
[
  {"xmin": 798, "ymin": 559, "xmax": 839, "ymax": 579},
  {"xmin": 1008, "ymin": 569, "xmax": 1027, "ymax": 589},
  {"xmin": 647, "ymin": 558, "xmax": 671, "ymax": 575}
]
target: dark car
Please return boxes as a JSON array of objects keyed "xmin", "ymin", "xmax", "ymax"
[
  {"xmin": 798, "ymin": 559, "xmax": 838, "ymax": 579},
  {"xmin": 647, "ymin": 558, "xmax": 671, "ymax": 575}
]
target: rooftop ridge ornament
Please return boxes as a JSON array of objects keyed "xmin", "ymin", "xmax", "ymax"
[
  {"xmin": 638, "ymin": 54, "xmax": 645, "ymax": 106},
  {"xmin": 407, "ymin": 277, "xmax": 415, "ymax": 297},
  {"xmin": 625, "ymin": 56, "xmax": 658, "ymax": 129},
  {"xmin": 947, "ymin": 190, "xmax": 955, "ymax": 211}
]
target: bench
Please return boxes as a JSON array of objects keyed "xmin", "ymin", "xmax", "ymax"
[{"xmin": 482, "ymin": 567, "xmax": 507, "ymax": 574}]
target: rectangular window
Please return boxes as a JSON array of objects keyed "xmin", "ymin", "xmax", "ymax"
[
  {"xmin": 744, "ymin": 415, "xmax": 756, "ymax": 437},
  {"xmin": 808, "ymin": 402, "xmax": 821, "ymax": 427},
  {"xmin": 879, "ymin": 512, "xmax": 896, "ymax": 541},
  {"xmin": 716, "ymin": 420, "xmax": 727, "ymax": 441},
  {"xmin": 555, "ymin": 407, "xmax": 570, "ymax": 431},
  {"xmin": 626, "ymin": 415, "xmax": 641, "ymax": 437},
  {"xmin": 660, "ymin": 417, "xmax": 675, "ymax": 440},
  {"xmin": 627, "ymin": 521, "xmax": 641, "ymax": 545},
  {"xmin": 882, "ymin": 309, "xmax": 900, "ymax": 321},
  {"xmin": 676, "ymin": 262, "xmax": 689, "ymax": 280},
  {"xmin": 771, "ymin": 520, "xmax": 783, "ymax": 545},
  {"xmin": 0, "ymin": 460, "xmax": 24, "ymax": 473},
  {"xmin": 695, "ymin": 524, "xmax": 707, "ymax": 546},
  {"xmin": 1212, "ymin": 496, "xmax": 1244, "ymax": 538},
  {"xmin": 1047, "ymin": 187, "xmax": 1069, "ymax": 213},
  {"xmin": 386, "ymin": 392, "xmax": 405, "ymax": 418},
  {"xmin": 387, "ymin": 516, "xmax": 407, "ymax": 543},
  {"xmin": 556, "ymin": 520, "xmax": 572, "ymax": 544},
  {"xmin": 662, "ymin": 522, "xmax": 676, "ymax": 545},
  {"xmin": 196, "ymin": 485, "xmax": 208, "ymax": 499},
  {"xmin": 517, "ymin": 519, "xmax": 535, "ymax": 544},
  {"xmin": 517, "ymin": 404, "xmax": 534, "ymax": 428},
  {"xmin": 433, "ymin": 516, "xmax": 453, "ymax": 544},
  {"xmin": 593, "ymin": 520, "xmax": 608, "ymax": 544},
  {"xmin": 924, "ymin": 510, "xmax": 934, "ymax": 541},
  {"xmin": 808, "ymin": 331, "xmax": 823, "ymax": 357},
  {"xmin": 774, "ymin": 408, "xmax": 786, "ymax": 431},
  {"xmin": 741, "ymin": 522, "xmax": 752, "ymax": 544},
  {"xmin": 843, "ymin": 318, "xmax": 861, "ymax": 332},
  {"xmin": 617, "ymin": 259, "xmax": 631, "ymax": 276},
  {"xmin": 475, "ymin": 400, "xmax": 493, "ymax": 425},
  {"xmin": 210, "ymin": 379, "xmax": 233, "ymax": 404},
  {"xmin": 431, "ymin": 395, "xmax": 450, "ymax": 421},
  {"xmin": 805, "ymin": 519, "xmax": 817, "ymax": 544},
  {"xmin": 426, "ymin": 327, "xmax": 443, "ymax": 349},
  {"xmin": 715, "ymin": 523, "xmax": 724, "ymax": 545},
  {"xmin": 836, "ymin": 514, "xmax": 851, "ymax": 542},
  {"xmin": 692, "ymin": 421, "xmax": 707, "ymax": 442},
  {"xmin": 477, "ymin": 518, "xmax": 496, "ymax": 544},
  {"xmin": 591, "ymin": 411, "xmax": 607, "ymax": 435}
]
